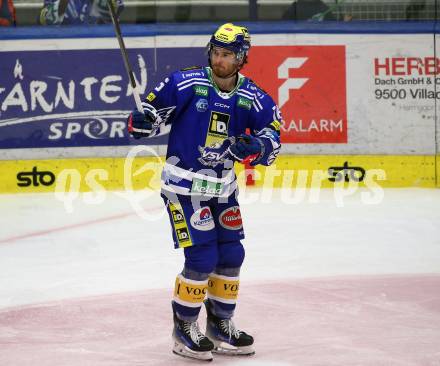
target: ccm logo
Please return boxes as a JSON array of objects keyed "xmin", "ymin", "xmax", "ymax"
[
  {"xmin": 17, "ymin": 167, "xmax": 55, "ymax": 187},
  {"xmin": 214, "ymin": 102, "xmax": 230, "ymax": 109}
]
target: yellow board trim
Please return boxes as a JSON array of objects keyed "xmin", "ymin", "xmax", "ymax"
[
  {"xmin": 0, "ymin": 156, "xmax": 162, "ymax": 194},
  {"xmin": 0, "ymin": 154, "xmax": 438, "ymax": 194},
  {"xmin": 252, "ymin": 155, "xmax": 437, "ymax": 189},
  {"xmin": 437, "ymin": 155, "xmax": 440, "ymax": 188}
]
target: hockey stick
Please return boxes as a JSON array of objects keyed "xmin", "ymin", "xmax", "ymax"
[{"xmin": 107, "ymin": 0, "xmax": 143, "ymax": 113}]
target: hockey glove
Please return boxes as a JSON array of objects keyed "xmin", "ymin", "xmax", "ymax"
[
  {"xmin": 228, "ymin": 134, "xmax": 263, "ymax": 166},
  {"xmin": 127, "ymin": 103, "xmax": 158, "ymax": 139}
]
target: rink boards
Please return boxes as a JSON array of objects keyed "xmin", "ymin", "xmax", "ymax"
[
  {"xmin": 0, "ymin": 154, "xmax": 437, "ymax": 194},
  {"xmin": 0, "ymin": 23, "xmax": 439, "ymax": 191}
]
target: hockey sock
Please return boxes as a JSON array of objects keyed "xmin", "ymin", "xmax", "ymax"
[
  {"xmin": 173, "ymin": 273, "xmax": 208, "ymax": 321},
  {"xmin": 207, "ymin": 272, "xmax": 240, "ymax": 319}
]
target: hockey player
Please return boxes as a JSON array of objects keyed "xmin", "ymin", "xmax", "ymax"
[
  {"xmin": 127, "ymin": 23, "xmax": 282, "ymax": 361},
  {"xmin": 39, "ymin": 0, "xmax": 123, "ymax": 25}
]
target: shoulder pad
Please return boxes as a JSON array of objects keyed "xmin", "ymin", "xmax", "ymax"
[
  {"xmin": 247, "ymin": 78, "xmax": 269, "ymax": 95},
  {"xmin": 180, "ymin": 66, "xmax": 203, "ymax": 71},
  {"xmin": 239, "ymin": 78, "xmax": 269, "ymax": 101}
]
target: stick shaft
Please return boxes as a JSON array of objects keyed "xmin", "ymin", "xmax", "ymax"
[{"xmin": 107, "ymin": 0, "xmax": 143, "ymax": 113}]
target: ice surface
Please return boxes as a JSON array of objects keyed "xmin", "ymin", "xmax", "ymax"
[{"xmin": 1, "ymin": 188, "xmax": 440, "ymax": 365}]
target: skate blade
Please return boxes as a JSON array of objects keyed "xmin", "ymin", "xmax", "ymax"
[
  {"xmin": 212, "ymin": 342, "xmax": 255, "ymax": 356},
  {"xmin": 172, "ymin": 341, "xmax": 213, "ymax": 362}
]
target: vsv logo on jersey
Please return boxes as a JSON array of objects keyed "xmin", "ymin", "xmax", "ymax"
[
  {"xmin": 190, "ymin": 207, "xmax": 215, "ymax": 231},
  {"xmin": 198, "ymin": 144, "xmax": 228, "ymax": 167},
  {"xmin": 197, "ymin": 137, "xmax": 232, "ymax": 167},
  {"xmin": 245, "ymin": 46, "xmax": 347, "ymax": 143}
]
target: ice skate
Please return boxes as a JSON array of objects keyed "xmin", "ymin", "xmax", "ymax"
[
  {"xmin": 205, "ymin": 300, "xmax": 255, "ymax": 356},
  {"xmin": 172, "ymin": 303, "xmax": 214, "ymax": 361}
]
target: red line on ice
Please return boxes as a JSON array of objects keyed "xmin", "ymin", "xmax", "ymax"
[{"xmin": 0, "ymin": 205, "xmax": 163, "ymax": 244}]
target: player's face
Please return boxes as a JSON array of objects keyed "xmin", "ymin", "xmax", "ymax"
[{"xmin": 210, "ymin": 46, "xmax": 240, "ymax": 78}]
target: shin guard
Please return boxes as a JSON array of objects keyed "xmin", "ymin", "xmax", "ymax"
[
  {"xmin": 173, "ymin": 274, "xmax": 208, "ymax": 311},
  {"xmin": 207, "ymin": 273, "xmax": 240, "ymax": 306}
]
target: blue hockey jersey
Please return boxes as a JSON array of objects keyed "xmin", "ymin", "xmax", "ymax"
[{"xmin": 144, "ymin": 66, "xmax": 282, "ymax": 197}]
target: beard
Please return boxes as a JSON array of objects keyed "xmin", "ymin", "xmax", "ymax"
[{"xmin": 212, "ymin": 63, "xmax": 237, "ymax": 79}]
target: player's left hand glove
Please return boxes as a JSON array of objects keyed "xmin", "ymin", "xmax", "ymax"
[{"xmin": 228, "ymin": 134, "xmax": 263, "ymax": 166}]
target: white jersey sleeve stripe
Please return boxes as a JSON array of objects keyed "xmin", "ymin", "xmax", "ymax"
[
  {"xmin": 254, "ymin": 97, "xmax": 263, "ymax": 111},
  {"xmin": 237, "ymin": 88, "xmax": 254, "ymax": 98},
  {"xmin": 252, "ymin": 101, "xmax": 261, "ymax": 112},
  {"xmin": 177, "ymin": 81, "xmax": 211, "ymax": 91},
  {"xmin": 177, "ymin": 77, "xmax": 209, "ymax": 87},
  {"xmin": 237, "ymin": 92, "xmax": 253, "ymax": 100}
]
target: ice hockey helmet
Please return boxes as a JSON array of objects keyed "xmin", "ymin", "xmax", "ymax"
[{"xmin": 208, "ymin": 23, "xmax": 251, "ymax": 62}]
